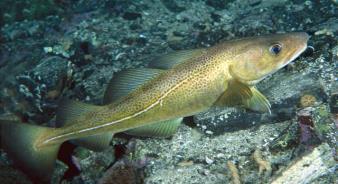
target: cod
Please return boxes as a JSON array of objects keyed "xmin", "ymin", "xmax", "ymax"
[{"xmin": 0, "ymin": 32, "xmax": 309, "ymax": 181}]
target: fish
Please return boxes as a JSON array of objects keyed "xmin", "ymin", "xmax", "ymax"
[{"xmin": 0, "ymin": 32, "xmax": 309, "ymax": 181}]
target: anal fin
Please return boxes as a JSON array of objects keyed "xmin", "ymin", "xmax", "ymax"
[
  {"xmin": 69, "ymin": 132, "xmax": 113, "ymax": 152},
  {"xmin": 124, "ymin": 118, "xmax": 183, "ymax": 138}
]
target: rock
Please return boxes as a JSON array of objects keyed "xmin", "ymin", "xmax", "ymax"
[
  {"xmin": 312, "ymin": 104, "xmax": 337, "ymax": 147},
  {"xmin": 0, "ymin": 152, "xmax": 31, "ymax": 183},
  {"xmin": 0, "ymin": 165, "xmax": 32, "ymax": 184},
  {"xmin": 52, "ymin": 146, "xmax": 116, "ymax": 184},
  {"xmin": 98, "ymin": 159, "xmax": 144, "ymax": 184},
  {"xmin": 122, "ymin": 12, "xmax": 142, "ymax": 20},
  {"xmin": 0, "ymin": 0, "xmax": 62, "ymax": 26},
  {"xmin": 160, "ymin": 0, "xmax": 186, "ymax": 13},
  {"xmin": 271, "ymin": 143, "xmax": 336, "ymax": 184},
  {"xmin": 134, "ymin": 122, "xmax": 291, "ymax": 184},
  {"xmin": 0, "ymin": 0, "xmax": 336, "ymax": 183},
  {"xmin": 205, "ymin": 0, "xmax": 234, "ymax": 10},
  {"xmin": 24, "ymin": 56, "xmax": 70, "ymax": 90},
  {"xmin": 13, "ymin": 56, "xmax": 71, "ymax": 123},
  {"xmin": 194, "ymin": 72, "xmax": 327, "ymax": 135},
  {"xmin": 205, "ymin": 156, "xmax": 214, "ymax": 164}
]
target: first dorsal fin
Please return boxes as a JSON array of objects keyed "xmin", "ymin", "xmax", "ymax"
[
  {"xmin": 148, "ymin": 48, "xmax": 207, "ymax": 69},
  {"xmin": 103, "ymin": 68, "xmax": 164, "ymax": 104}
]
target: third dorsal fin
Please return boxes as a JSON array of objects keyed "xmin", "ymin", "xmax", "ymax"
[
  {"xmin": 56, "ymin": 99, "xmax": 102, "ymax": 126},
  {"xmin": 55, "ymin": 99, "xmax": 112, "ymax": 151}
]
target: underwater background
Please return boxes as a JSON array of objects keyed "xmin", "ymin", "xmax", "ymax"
[{"xmin": 0, "ymin": 0, "xmax": 337, "ymax": 183}]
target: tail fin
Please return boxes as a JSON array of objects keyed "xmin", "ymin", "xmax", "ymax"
[{"xmin": 0, "ymin": 120, "xmax": 61, "ymax": 182}]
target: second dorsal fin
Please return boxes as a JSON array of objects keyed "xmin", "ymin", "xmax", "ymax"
[
  {"xmin": 103, "ymin": 68, "xmax": 164, "ymax": 104},
  {"xmin": 103, "ymin": 68, "xmax": 182, "ymax": 138}
]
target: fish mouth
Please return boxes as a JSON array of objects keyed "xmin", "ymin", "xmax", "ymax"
[
  {"xmin": 291, "ymin": 33, "xmax": 309, "ymax": 59},
  {"xmin": 279, "ymin": 33, "xmax": 310, "ymax": 70},
  {"xmin": 286, "ymin": 43, "xmax": 308, "ymax": 66}
]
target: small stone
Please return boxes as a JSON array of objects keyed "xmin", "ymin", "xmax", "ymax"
[
  {"xmin": 205, "ymin": 130, "xmax": 214, "ymax": 135},
  {"xmin": 314, "ymin": 29, "xmax": 334, "ymax": 36},
  {"xmin": 300, "ymin": 94, "xmax": 317, "ymax": 108},
  {"xmin": 122, "ymin": 12, "xmax": 142, "ymax": 20},
  {"xmin": 205, "ymin": 156, "xmax": 214, "ymax": 164},
  {"xmin": 216, "ymin": 153, "xmax": 225, "ymax": 158},
  {"xmin": 203, "ymin": 169, "xmax": 210, "ymax": 175},
  {"xmin": 43, "ymin": 47, "xmax": 53, "ymax": 53},
  {"xmin": 177, "ymin": 160, "xmax": 194, "ymax": 167}
]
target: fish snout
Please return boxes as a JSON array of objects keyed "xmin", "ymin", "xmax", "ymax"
[
  {"xmin": 291, "ymin": 32, "xmax": 310, "ymax": 57},
  {"xmin": 293, "ymin": 32, "xmax": 310, "ymax": 48}
]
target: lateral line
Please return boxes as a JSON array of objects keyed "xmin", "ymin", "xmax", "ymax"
[{"xmin": 43, "ymin": 74, "xmax": 190, "ymax": 144}]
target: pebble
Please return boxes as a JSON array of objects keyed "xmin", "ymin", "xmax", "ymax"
[
  {"xmin": 205, "ymin": 130, "xmax": 214, "ymax": 135},
  {"xmin": 205, "ymin": 156, "xmax": 214, "ymax": 164}
]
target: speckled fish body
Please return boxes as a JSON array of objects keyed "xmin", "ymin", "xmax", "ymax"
[
  {"xmin": 0, "ymin": 32, "xmax": 309, "ymax": 181},
  {"xmin": 40, "ymin": 32, "xmax": 309, "ymax": 146}
]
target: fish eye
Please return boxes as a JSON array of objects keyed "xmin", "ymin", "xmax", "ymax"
[{"xmin": 269, "ymin": 43, "xmax": 282, "ymax": 55}]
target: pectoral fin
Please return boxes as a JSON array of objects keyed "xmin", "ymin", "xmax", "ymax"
[
  {"xmin": 124, "ymin": 118, "xmax": 183, "ymax": 138},
  {"xmin": 213, "ymin": 80, "xmax": 253, "ymax": 107},
  {"xmin": 213, "ymin": 80, "xmax": 271, "ymax": 113},
  {"xmin": 243, "ymin": 87, "xmax": 271, "ymax": 113},
  {"xmin": 148, "ymin": 49, "xmax": 207, "ymax": 69}
]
